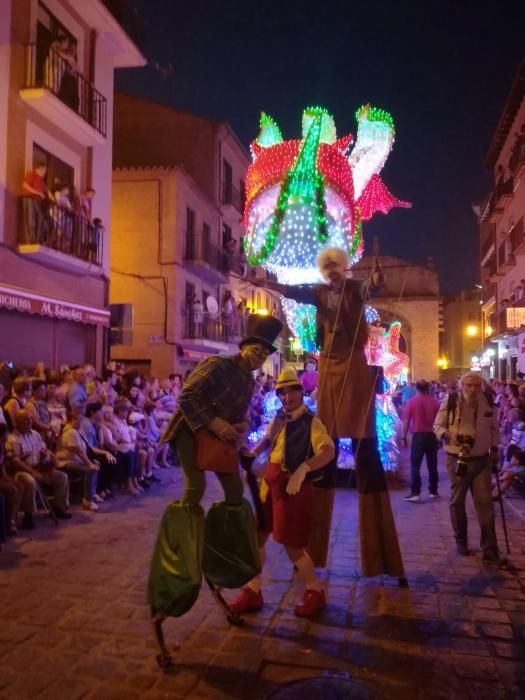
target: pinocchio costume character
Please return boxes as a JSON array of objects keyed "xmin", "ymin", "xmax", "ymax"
[
  {"xmin": 258, "ymin": 247, "xmax": 406, "ymax": 583},
  {"xmin": 147, "ymin": 314, "xmax": 282, "ymax": 667},
  {"xmin": 230, "ymin": 367, "xmax": 336, "ymax": 617}
]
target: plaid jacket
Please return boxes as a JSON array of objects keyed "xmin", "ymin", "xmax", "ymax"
[{"xmin": 162, "ymin": 355, "xmax": 254, "ymax": 441}]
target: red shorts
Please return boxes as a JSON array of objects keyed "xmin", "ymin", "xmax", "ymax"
[{"xmin": 262, "ymin": 463, "xmax": 314, "ymax": 549}]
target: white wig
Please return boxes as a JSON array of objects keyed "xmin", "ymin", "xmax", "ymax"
[{"xmin": 317, "ymin": 247, "xmax": 351, "ymax": 278}]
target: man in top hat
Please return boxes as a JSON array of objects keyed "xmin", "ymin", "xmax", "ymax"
[
  {"xmin": 149, "ymin": 314, "xmax": 283, "ymax": 625},
  {"xmin": 253, "ymin": 247, "xmax": 405, "ymax": 581},
  {"xmin": 162, "ymin": 312, "xmax": 283, "ymax": 506},
  {"xmin": 229, "ymin": 366, "xmax": 335, "ymax": 617}
]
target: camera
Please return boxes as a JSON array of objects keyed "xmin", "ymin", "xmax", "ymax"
[{"xmin": 454, "ymin": 434, "xmax": 475, "ymax": 477}]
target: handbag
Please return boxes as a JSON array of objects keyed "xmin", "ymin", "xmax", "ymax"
[{"xmin": 194, "ymin": 428, "xmax": 238, "ymax": 474}]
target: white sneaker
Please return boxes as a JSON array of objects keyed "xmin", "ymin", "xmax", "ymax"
[
  {"xmin": 429, "ymin": 493, "xmax": 439, "ymax": 499},
  {"xmin": 404, "ymin": 494, "xmax": 420, "ymax": 503},
  {"xmin": 82, "ymin": 499, "xmax": 98, "ymax": 512}
]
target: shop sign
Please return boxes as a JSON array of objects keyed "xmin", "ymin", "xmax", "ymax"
[
  {"xmin": 506, "ymin": 307, "xmax": 525, "ymax": 329},
  {"xmin": 0, "ymin": 284, "xmax": 110, "ymax": 327}
]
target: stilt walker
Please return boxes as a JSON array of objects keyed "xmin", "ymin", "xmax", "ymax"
[
  {"xmin": 255, "ymin": 248, "xmax": 406, "ymax": 582},
  {"xmin": 148, "ymin": 314, "xmax": 283, "ymax": 668}
]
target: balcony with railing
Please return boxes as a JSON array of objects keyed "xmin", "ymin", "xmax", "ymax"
[
  {"xmin": 494, "ymin": 176, "xmax": 513, "ymax": 208},
  {"xmin": 498, "ymin": 240, "xmax": 515, "ymax": 273},
  {"xmin": 17, "ymin": 197, "xmax": 103, "ymax": 273},
  {"xmin": 509, "ymin": 137, "xmax": 525, "ymax": 178},
  {"xmin": 222, "ymin": 182, "xmax": 244, "ymax": 214},
  {"xmin": 183, "ymin": 232, "xmax": 255, "ymax": 282},
  {"xmin": 20, "ymin": 43, "xmax": 107, "ymax": 146},
  {"xmin": 183, "ymin": 232, "xmax": 229, "ymax": 283},
  {"xmin": 181, "ymin": 309, "xmax": 242, "ymax": 351},
  {"xmin": 510, "ymin": 217, "xmax": 525, "ymax": 255}
]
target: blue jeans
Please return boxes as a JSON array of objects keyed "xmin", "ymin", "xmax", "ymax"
[
  {"xmin": 446, "ymin": 454, "xmax": 498, "ymax": 554},
  {"xmin": 410, "ymin": 432, "xmax": 439, "ymax": 495},
  {"xmin": 61, "ymin": 463, "xmax": 97, "ymax": 501}
]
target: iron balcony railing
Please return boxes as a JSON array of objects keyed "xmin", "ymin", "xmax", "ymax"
[
  {"xmin": 19, "ymin": 197, "xmax": 103, "ymax": 266},
  {"xmin": 181, "ymin": 310, "xmax": 244, "ymax": 343},
  {"xmin": 509, "ymin": 138, "xmax": 525, "ymax": 173},
  {"xmin": 510, "ymin": 217, "xmax": 524, "ymax": 253},
  {"xmin": 222, "ymin": 182, "xmax": 244, "ymax": 213},
  {"xmin": 184, "ymin": 232, "xmax": 251, "ymax": 276},
  {"xmin": 184, "ymin": 232, "xmax": 228, "ymax": 271},
  {"xmin": 23, "ymin": 43, "xmax": 107, "ymax": 137}
]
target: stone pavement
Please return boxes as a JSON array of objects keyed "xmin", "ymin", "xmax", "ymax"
[{"xmin": 1, "ymin": 452, "xmax": 525, "ymax": 700}]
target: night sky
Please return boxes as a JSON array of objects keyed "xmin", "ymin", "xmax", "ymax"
[{"xmin": 115, "ymin": 0, "xmax": 525, "ymax": 294}]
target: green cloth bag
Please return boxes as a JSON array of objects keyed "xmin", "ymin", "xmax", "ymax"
[
  {"xmin": 203, "ymin": 498, "xmax": 261, "ymax": 588},
  {"xmin": 147, "ymin": 501, "xmax": 204, "ymax": 618}
]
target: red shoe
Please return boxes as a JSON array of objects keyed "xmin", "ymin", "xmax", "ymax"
[
  {"xmin": 294, "ymin": 588, "xmax": 326, "ymax": 617},
  {"xmin": 228, "ymin": 587, "xmax": 263, "ymax": 614}
]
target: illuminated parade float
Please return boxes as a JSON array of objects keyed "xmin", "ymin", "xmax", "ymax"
[{"xmin": 243, "ymin": 105, "xmax": 411, "ymax": 468}]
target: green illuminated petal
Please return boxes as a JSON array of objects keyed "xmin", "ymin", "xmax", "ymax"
[{"xmin": 256, "ymin": 112, "xmax": 283, "ymax": 147}]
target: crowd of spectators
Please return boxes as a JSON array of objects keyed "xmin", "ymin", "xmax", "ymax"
[{"xmin": 0, "ymin": 361, "xmax": 185, "ymax": 546}]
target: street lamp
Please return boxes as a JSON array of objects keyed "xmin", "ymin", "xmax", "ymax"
[{"xmin": 466, "ymin": 325, "xmax": 479, "ymax": 337}]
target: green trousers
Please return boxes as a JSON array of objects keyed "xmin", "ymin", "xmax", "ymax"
[{"xmin": 176, "ymin": 423, "xmax": 243, "ymax": 505}]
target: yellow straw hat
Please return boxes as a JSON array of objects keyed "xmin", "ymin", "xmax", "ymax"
[{"xmin": 276, "ymin": 366, "xmax": 302, "ymax": 391}]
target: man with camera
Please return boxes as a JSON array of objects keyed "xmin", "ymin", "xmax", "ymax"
[{"xmin": 434, "ymin": 372, "xmax": 503, "ymax": 563}]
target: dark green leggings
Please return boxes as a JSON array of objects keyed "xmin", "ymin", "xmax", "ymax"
[{"xmin": 175, "ymin": 424, "xmax": 243, "ymax": 505}]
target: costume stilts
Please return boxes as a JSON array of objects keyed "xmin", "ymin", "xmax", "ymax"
[{"xmin": 148, "ymin": 315, "xmax": 283, "ymax": 669}]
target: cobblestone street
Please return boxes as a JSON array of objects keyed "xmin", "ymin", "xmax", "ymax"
[{"xmin": 1, "ymin": 452, "xmax": 525, "ymax": 700}]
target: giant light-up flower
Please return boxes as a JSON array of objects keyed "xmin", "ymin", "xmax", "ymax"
[{"xmin": 243, "ymin": 105, "xmax": 410, "ymax": 350}]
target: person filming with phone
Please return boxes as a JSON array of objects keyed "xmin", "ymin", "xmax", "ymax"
[{"xmin": 433, "ymin": 372, "xmax": 503, "ymax": 564}]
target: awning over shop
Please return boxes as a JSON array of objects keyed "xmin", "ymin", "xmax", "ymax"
[{"xmin": 0, "ymin": 283, "xmax": 110, "ymax": 327}]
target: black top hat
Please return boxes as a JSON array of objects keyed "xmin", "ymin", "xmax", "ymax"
[{"xmin": 239, "ymin": 314, "xmax": 283, "ymax": 354}]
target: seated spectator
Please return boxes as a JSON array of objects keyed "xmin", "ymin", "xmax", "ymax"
[
  {"xmin": 508, "ymin": 408, "xmax": 525, "ymax": 451},
  {"xmin": 102, "ymin": 370, "xmax": 118, "ymax": 406},
  {"xmin": 3, "ymin": 378, "xmax": 32, "ymax": 430},
  {"xmin": 128, "ymin": 412, "xmax": 151, "ymax": 491},
  {"xmin": 493, "ymin": 446, "xmax": 525, "ymax": 499},
  {"xmin": 26, "ymin": 380, "xmax": 52, "ymax": 442},
  {"xmin": 56, "ymin": 412, "xmax": 100, "ymax": 512},
  {"xmin": 143, "ymin": 402, "xmax": 162, "ymax": 479},
  {"xmin": 81, "ymin": 402, "xmax": 117, "ymax": 500},
  {"xmin": 67, "ymin": 366, "xmax": 88, "ymax": 412},
  {"xmin": 5, "ymin": 410, "xmax": 71, "ymax": 527},
  {"xmin": 0, "ymin": 423, "xmax": 23, "ymax": 535},
  {"xmin": 159, "ymin": 379, "xmax": 176, "ymax": 413},
  {"xmin": 46, "ymin": 380, "xmax": 67, "ymax": 440},
  {"xmin": 112, "ymin": 399, "xmax": 141, "ymax": 496}
]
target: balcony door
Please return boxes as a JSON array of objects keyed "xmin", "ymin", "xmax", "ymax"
[{"xmin": 36, "ymin": 2, "xmax": 78, "ymax": 85}]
